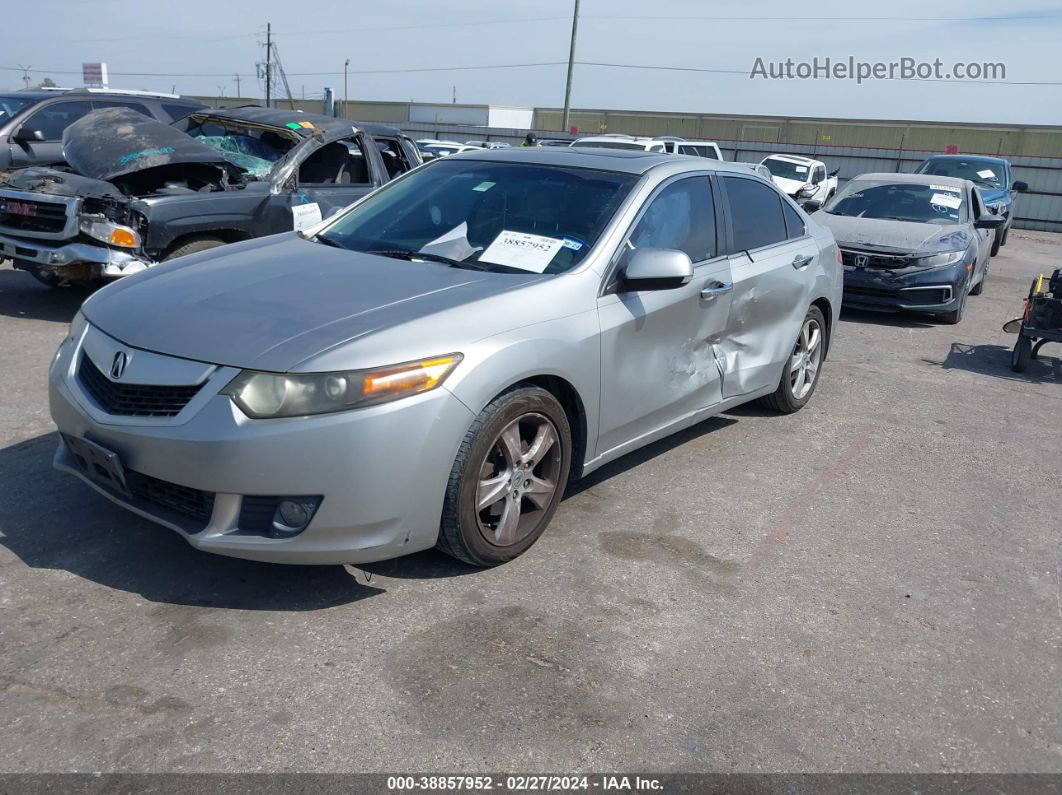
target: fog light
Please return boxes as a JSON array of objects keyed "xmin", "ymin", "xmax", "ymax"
[{"xmin": 271, "ymin": 496, "xmax": 322, "ymax": 537}]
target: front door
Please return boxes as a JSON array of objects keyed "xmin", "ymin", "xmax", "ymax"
[
  {"xmin": 9, "ymin": 100, "xmax": 92, "ymax": 167},
  {"xmin": 596, "ymin": 175, "xmax": 733, "ymax": 456}
]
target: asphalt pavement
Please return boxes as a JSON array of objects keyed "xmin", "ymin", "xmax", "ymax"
[{"xmin": 0, "ymin": 233, "xmax": 1059, "ymax": 773}]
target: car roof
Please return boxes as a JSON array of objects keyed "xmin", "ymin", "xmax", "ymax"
[
  {"xmin": 450, "ymin": 146, "xmax": 759, "ymax": 176},
  {"xmin": 194, "ymin": 106, "xmax": 401, "ymax": 138},
  {"xmin": 764, "ymin": 154, "xmax": 816, "ymax": 165},
  {"xmin": 921, "ymin": 153, "xmax": 1008, "ymax": 165},
  {"xmin": 853, "ymin": 172, "xmax": 969, "ymax": 189}
]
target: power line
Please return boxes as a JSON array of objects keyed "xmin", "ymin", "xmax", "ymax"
[{"xmin": 582, "ymin": 13, "xmax": 1062, "ymax": 22}]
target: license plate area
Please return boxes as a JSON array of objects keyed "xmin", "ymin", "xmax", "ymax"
[{"xmin": 61, "ymin": 433, "xmax": 130, "ymax": 497}]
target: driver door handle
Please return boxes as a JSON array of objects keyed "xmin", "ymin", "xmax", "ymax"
[
  {"xmin": 700, "ymin": 282, "xmax": 733, "ymax": 300},
  {"xmin": 792, "ymin": 254, "xmax": 814, "ymax": 269}
]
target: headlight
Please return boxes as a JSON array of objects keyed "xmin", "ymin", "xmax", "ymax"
[
  {"xmin": 918, "ymin": 250, "xmax": 968, "ymax": 268},
  {"xmin": 989, "ymin": 201, "xmax": 1008, "ymax": 216},
  {"xmin": 222, "ymin": 353, "xmax": 463, "ymax": 419},
  {"xmin": 79, "ymin": 216, "xmax": 140, "ymax": 248}
]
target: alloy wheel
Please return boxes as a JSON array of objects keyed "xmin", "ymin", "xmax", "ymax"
[
  {"xmin": 475, "ymin": 412, "xmax": 562, "ymax": 547},
  {"xmin": 789, "ymin": 317, "xmax": 823, "ymax": 400}
]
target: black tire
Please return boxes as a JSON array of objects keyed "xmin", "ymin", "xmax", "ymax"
[
  {"xmin": 163, "ymin": 236, "xmax": 226, "ymax": 261},
  {"xmin": 970, "ymin": 271, "xmax": 985, "ymax": 296},
  {"xmin": 1011, "ymin": 336, "xmax": 1032, "ymax": 372},
  {"xmin": 939, "ymin": 288, "xmax": 968, "ymax": 325},
  {"xmin": 437, "ymin": 385, "xmax": 572, "ymax": 567},
  {"xmin": 990, "ymin": 229, "xmax": 1002, "ymax": 257},
  {"xmin": 1000, "ymin": 227, "xmax": 1009, "ymax": 247},
  {"xmin": 758, "ymin": 305, "xmax": 826, "ymax": 414}
]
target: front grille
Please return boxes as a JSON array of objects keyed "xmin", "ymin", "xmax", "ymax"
[
  {"xmin": 126, "ymin": 470, "xmax": 216, "ymax": 524},
  {"xmin": 840, "ymin": 248, "xmax": 913, "ymax": 270},
  {"xmin": 0, "ymin": 196, "xmax": 70, "ymax": 236},
  {"xmin": 78, "ymin": 354, "xmax": 204, "ymax": 417},
  {"xmin": 845, "ymin": 286, "xmax": 951, "ymax": 307}
]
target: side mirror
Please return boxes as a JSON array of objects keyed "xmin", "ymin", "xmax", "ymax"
[
  {"xmin": 829, "ymin": 168, "xmax": 839, "ymax": 177},
  {"xmin": 975, "ymin": 213, "xmax": 1006, "ymax": 229},
  {"xmin": 1012, "ymin": 180, "xmax": 1028, "ymax": 193},
  {"xmin": 802, "ymin": 199, "xmax": 823, "ymax": 212},
  {"xmin": 622, "ymin": 248, "xmax": 693, "ymax": 291},
  {"xmin": 13, "ymin": 126, "xmax": 45, "ymax": 143}
]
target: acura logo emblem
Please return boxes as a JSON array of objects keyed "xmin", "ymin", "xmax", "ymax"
[
  {"xmin": 854, "ymin": 254, "xmax": 869, "ymax": 268},
  {"xmin": 110, "ymin": 351, "xmax": 128, "ymax": 379}
]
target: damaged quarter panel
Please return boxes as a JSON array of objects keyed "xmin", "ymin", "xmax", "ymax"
[{"xmin": 717, "ymin": 174, "xmax": 839, "ymax": 398}]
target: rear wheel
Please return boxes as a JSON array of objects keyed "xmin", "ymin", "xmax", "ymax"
[
  {"xmin": 163, "ymin": 236, "xmax": 226, "ymax": 261},
  {"xmin": 438, "ymin": 385, "xmax": 572, "ymax": 566},
  {"xmin": 758, "ymin": 305, "xmax": 826, "ymax": 414},
  {"xmin": 1011, "ymin": 336, "xmax": 1032, "ymax": 372}
]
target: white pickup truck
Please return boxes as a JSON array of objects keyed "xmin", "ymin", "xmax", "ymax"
[{"xmin": 760, "ymin": 154, "xmax": 838, "ymax": 206}]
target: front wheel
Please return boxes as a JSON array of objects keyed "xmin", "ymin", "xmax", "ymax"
[
  {"xmin": 163, "ymin": 236, "xmax": 226, "ymax": 261},
  {"xmin": 437, "ymin": 385, "xmax": 572, "ymax": 566},
  {"xmin": 990, "ymin": 229, "xmax": 1002, "ymax": 257},
  {"xmin": 939, "ymin": 288, "xmax": 968, "ymax": 325},
  {"xmin": 1011, "ymin": 336, "xmax": 1032, "ymax": 372},
  {"xmin": 758, "ymin": 305, "xmax": 826, "ymax": 414}
]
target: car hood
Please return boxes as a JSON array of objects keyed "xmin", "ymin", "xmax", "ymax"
[
  {"xmin": 63, "ymin": 107, "xmax": 231, "ymax": 182},
  {"xmin": 82, "ymin": 234, "xmax": 546, "ymax": 372},
  {"xmin": 812, "ymin": 212, "xmax": 971, "ymax": 253},
  {"xmin": 0, "ymin": 166, "xmax": 127, "ymax": 201},
  {"xmin": 771, "ymin": 175, "xmax": 808, "ymax": 195}
]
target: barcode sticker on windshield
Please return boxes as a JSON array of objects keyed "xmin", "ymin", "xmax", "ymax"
[
  {"xmin": 977, "ymin": 169, "xmax": 996, "ymax": 178},
  {"xmin": 930, "ymin": 184, "xmax": 960, "ymax": 193},
  {"xmin": 480, "ymin": 230, "xmax": 563, "ymax": 273},
  {"xmin": 930, "ymin": 192, "xmax": 962, "ymax": 209}
]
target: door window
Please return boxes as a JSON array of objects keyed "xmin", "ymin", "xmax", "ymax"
[
  {"xmin": 22, "ymin": 101, "xmax": 92, "ymax": 141},
  {"xmin": 92, "ymin": 100, "xmax": 151, "ymax": 117},
  {"xmin": 375, "ymin": 138, "xmax": 413, "ymax": 178},
  {"xmin": 782, "ymin": 201, "xmax": 806, "ymax": 239},
  {"xmin": 723, "ymin": 176, "xmax": 788, "ymax": 252},
  {"xmin": 298, "ymin": 137, "xmax": 370, "ymax": 186},
  {"xmin": 627, "ymin": 177, "xmax": 717, "ymax": 263},
  {"xmin": 811, "ymin": 166, "xmax": 826, "ymax": 185}
]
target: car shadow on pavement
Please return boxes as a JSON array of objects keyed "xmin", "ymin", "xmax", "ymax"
[
  {"xmin": 0, "ymin": 267, "xmax": 86, "ymax": 324},
  {"xmin": 923, "ymin": 341, "xmax": 1061, "ymax": 384},
  {"xmin": 840, "ymin": 307, "xmax": 937, "ymax": 329},
  {"xmin": 0, "ymin": 432, "xmax": 383, "ymax": 610}
]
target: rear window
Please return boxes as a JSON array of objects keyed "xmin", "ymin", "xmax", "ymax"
[
  {"xmin": 161, "ymin": 103, "xmax": 201, "ymax": 122},
  {"xmin": 723, "ymin": 176, "xmax": 788, "ymax": 252}
]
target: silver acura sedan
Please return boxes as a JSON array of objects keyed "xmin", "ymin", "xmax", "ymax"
[{"xmin": 49, "ymin": 148, "xmax": 842, "ymax": 567}]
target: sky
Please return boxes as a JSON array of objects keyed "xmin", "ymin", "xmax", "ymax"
[{"xmin": 4, "ymin": 0, "xmax": 1062, "ymax": 126}]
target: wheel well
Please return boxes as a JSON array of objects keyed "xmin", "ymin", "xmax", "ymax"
[
  {"xmin": 518, "ymin": 375, "xmax": 588, "ymax": 481},
  {"xmin": 811, "ymin": 297, "xmax": 833, "ymax": 358},
  {"xmin": 165, "ymin": 229, "xmax": 251, "ymax": 255}
]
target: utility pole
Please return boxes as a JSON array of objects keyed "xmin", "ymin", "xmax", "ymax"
[
  {"xmin": 344, "ymin": 58, "xmax": 350, "ymax": 119},
  {"xmin": 265, "ymin": 22, "xmax": 272, "ymax": 108},
  {"xmin": 17, "ymin": 64, "xmax": 32, "ymax": 89},
  {"xmin": 561, "ymin": 0, "xmax": 580, "ymax": 133},
  {"xmin": 234, "ymin": 72, "xmax": 241, "ymax": 97},
  {"xmin": 452, "ymin": 85, "xmax": 456, "ymax": 104}
]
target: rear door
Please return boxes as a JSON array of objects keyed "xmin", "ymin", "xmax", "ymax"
[
  {"xmin": 595, "ymin": 174, "xmax": 734, "ymax": 456},
  {"xmin": 717, "ymin": 174, "xmax": 817, "ymax": 398}
]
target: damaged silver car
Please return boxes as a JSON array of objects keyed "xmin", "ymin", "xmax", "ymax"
[
  {"xmin": 0, "ymin": 106, "xmax": 421, "ymax": 286},
  {"xmin": 50, "ymin": 148, "xmax": 841, "ymax": 567}
]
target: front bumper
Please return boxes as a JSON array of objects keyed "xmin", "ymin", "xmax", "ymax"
[
  {"xmin": 842, "ymin": 263, "xmax": 967, "ymax": 314},
  {"xmin": 2, "ymin": 231, "xmax": 150, "ymax": 278},
  {"xmin": 48, "ymin": 324, "xmax": 475, "ymax": 564}
]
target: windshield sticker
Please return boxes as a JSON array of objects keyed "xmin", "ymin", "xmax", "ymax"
[
  {"xmin": 795, "ymin": 166, "xmax": 808, "ymax": 173},
  {"xmin": 292, "ymin": 202, "xmax": 322, "ymax": 231},
  {"xmin": 480, "ymin": 230, "xmax": 563, "ymax": 273},
  {"xmin": 286, "ymin": 122, "xmax": 303, "ymax": 130},
  {"xmin": 299, "ymin": 121, "xmax": 315, "ymax": 129},
  {"xmin": 561, "ymin": 237, "xmax": 585, "ymax": 251},
  {"xmin": 930, "ymin": 184, "xmax": 961, "ymax": 193},
  {"xmin": 977, "ymin": 169, "xmax": 996, "ymax": 178},
  {"xmin": 472, "ymin": 181, "xmax": 495, "ymax": 192},
  {"xmin": 930, "ymin": 192, "xmax": 962, "ymax": 210},
  {"xmin": 117, "ymin": 146, "xmax": 175, "ymax": 166}
]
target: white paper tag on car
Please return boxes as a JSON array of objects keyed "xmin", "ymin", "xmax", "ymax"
[
  {"xmin": 977, "ymin": 169, "xmax": 996, "ymax": 179},
  {"xmin": 292, "ymin": 202, "xmax": 322, "ymax": 231},
  {"xmin": 480, "ymin": 230, "xmax": 563, "ymax": 272},
  {"xmin": 795, "ymin": 166, "xmax": 808, "ymax": 173},
  {"xmin": 930, "ymin": 192, "xmax": 962, "ymax": 209}
]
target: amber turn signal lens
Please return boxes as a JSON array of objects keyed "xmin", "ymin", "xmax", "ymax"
[
  {"xmin": 363, "ymin": 356, "xmax": 461, "ymax": 398},
  {"xmin": 110, "ymin": 228, "xmax": 138, "ymax": 248}
]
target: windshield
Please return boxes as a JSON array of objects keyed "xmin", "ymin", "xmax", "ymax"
[
  {"xmin": 915, "ymin": 157, "xmax": 1005, "ymax": 189},
  {"xmin": 316, "ymin": 159, "xmax": 636, "ymax": 274},
  {"xmin": 184, "ymin": 116, "xmax": 297, "ymax": 179},
  {"xmin": 571, "ymin": 140, "xmax": 645, "ymax": 150},
  {"xmin": 824, "ymin": 180, "xmax": 966, "ymax": 224},
  {"xmin": 763, "ymin": 158, "xmax": 812, "ymax": 182},
  {"xmin": 0, "ymin": 96, "xmax": 35, "ymax": 125}
]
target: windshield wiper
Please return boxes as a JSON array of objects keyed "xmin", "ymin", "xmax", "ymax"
[
  {"xmin": 313, "ymin": 234, "xmax": 347, "ymax": 249},
  {"xmin": 366, "ymin": 249, "xmax": 488, "ymax": 270}
]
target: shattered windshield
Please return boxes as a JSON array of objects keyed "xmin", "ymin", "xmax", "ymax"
[
  {"xmin": 0, "ymin": 96, "xmax": 34, "ymax": 124},
  {"xmin": 824, "ymin": 180, "xmax": 966, "ymax": 224},
  {"xmin": 763, "ymin": 158, "xmax": 812, "ymax": 182},
  {"xmin": 316, "ymin": 159, "xmax": 636, "ymax": 274},
  {"xmin": 196, "ymin": 134, "xmax": 285, "ymax": 179}
]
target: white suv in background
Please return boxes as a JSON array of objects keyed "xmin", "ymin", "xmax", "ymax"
[
  {"xmin": 571, "ymin": 135, "xmax": 723, "ymax": 160},
  {"xmin": 760, "ymin": 154, "xmax": 838, "ymax": 206}
]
